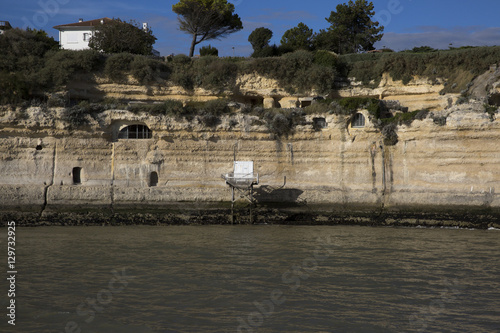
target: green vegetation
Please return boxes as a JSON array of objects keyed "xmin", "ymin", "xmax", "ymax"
[
  {"xmin": 2, "ymin": 25, "xmax": 499, "ymax": 143},
  {"xmin": 336, "ymin": 97, "xmax": 382, "ymax": 118},
  {"xmin": 172, "ymin": 0, "xmax": 243, "ymax": 57},
  {"xmin": 262, "ymin": 108, "xmax": 306, "ymax": 138},
  {"xmin": 315, "ymin": 0, "xmax": 384, "ymax": 54},
  {"xmin": 0, "ymin": 28, "xmax": 58, "ymax": 104},
  {"xmin": 245, "ymin": 50, "xmax": 337, "ymax": 94},
  {"xmin": 88, "ymin": 18, "xmax": 157, "ymax": 55},
  {"xmin": 199, "ymin": 45, "xmax": 219, "ymax": 57},
  {"xmin": 4, "ymin": 26, "xmax": 499, "ymax": 107},
  {"xmin": 281, "ymin": 22, "xmax": 314, "ymax": 52},
  {"xmin": 340, "ymin": 46, "xmax": 500, "ymax": 91},
  {"xmin": 248, "ymin": 27, "xmax": 275, "ymax": 58},
  {"xmin": 380, "ymin": 109, "xmax": 429, "ymax": 126}
]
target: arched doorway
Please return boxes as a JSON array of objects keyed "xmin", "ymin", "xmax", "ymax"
[
  {"xmin": 73, "ymin": 167, "xmax": 82, "ymax": 185},
  {"xmin": 149, "ymin": 171, "xmax": 159, "ymax": 187}
]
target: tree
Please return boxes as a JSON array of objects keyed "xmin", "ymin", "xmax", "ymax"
[
  {"xmin": 280, "ymin": 22, "xmax": 314, "ymax": 51},
  {"xmin": 0, "ymin": 28, "xmax": 59, "ymax": 103},
  {"xmin": 248, "ymin": 27, "xmax": 273, "ymax": 51},
  {"xmin": 172, "ymin": 0, "xmax": 243, "ymax": 57},
  {"xmin": 88, "ymin": 18, "xmax": 157, "ymax": 55},
  {"xmin": 248, "ymin": 27, "xmax": 276, "ymax": 57},
  {"xmin": 315, "ymin": 0, "xmax": 383, "ymax": 54},
  {"xmin": 200, "ymin": 44, "xmax": 218, "ymax": 56}
]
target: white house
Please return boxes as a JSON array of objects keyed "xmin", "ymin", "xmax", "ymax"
[
  {"xmin": 53, "ymin": 18, "xmax": 113, "ymax": 51},
  {"xmin": 53, "ymin": 18, "xmax": 159, "ymax": 56},
  {"xmin": 0, "ymin": 21, "xmax": 12, "ymax": 35}
]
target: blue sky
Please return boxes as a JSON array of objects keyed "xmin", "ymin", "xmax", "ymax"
[{"xmin": 2, "ymin": 0, "xmax": 500, "ymax": 56}]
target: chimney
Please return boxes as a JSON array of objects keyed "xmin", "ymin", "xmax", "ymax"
[{"xmin": 79, "ymin": 18, "xmax": 83, "ymax": 22}]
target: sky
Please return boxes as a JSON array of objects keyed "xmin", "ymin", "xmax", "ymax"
[{"xmin": 2, "ymin": 0, "xmax": 500, "ymax": 57}]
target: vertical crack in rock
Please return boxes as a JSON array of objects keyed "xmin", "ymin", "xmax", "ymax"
[{"xmin": 40, "ymin": 143, "xmax": 57, "ymax": 217}]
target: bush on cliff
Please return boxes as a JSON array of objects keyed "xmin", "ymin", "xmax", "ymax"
[
  {"xmin": 0, "ymin": 28, "xmax": 58, "ymax": 104},
  {"xmin": 130, "ymin": 56, "xmax": 170, "ymax": 84},
  {"xmin": 64, "ymin": 101, "xmax": 105, "ymax": 128},
  {"xmin": 334, "ymin": 97, "xmax": 383, "ymax": 118},
  {"xmin": 340, "ymin": 46, "xmax": 500, "ymax": 92},
  {"xmin": 104, "ymin": 53, "xmax": 134, "ymax": 82},
  {"xmin": 199, "ymin": 45, "xmax": 219, "ymax": 57},
  {"xmin": 263, "ymin": 108, "xmax": 306, "ymax": 138},
  {"xmin": 39, "ymin": 49, "xmax": 102, "ymax": 87},
  {"xmin": 245, "ymin": 50, "xmax": 337, "ymax": 94}
]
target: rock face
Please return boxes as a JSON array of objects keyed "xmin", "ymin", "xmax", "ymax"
[
  {"xmin": 1, "ymin": 98, "xmax": 499, "ymax": 226},
  {"xmin": 338, "ymin": 73, "xmax": 457, "ymax": 111},
  {"xmin": 66, "ymin": 72, "xmax": 457, "ymax": 112}
]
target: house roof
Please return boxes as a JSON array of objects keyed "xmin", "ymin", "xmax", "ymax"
[
  {"xmin": 53, "ymin": 18, "xmax": 113, "ymax": 30},
  {"xmin": 0, "ymin": 21, "xmax": 12, "ymax": 30}
]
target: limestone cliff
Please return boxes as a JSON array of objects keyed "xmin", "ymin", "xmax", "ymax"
[
  {"xmin": 65, "ymin": 71, "xmax": 463, "ymax": 112},
  {"xmin": 1, "ymin": 94, "xmax": 499, "ymax": 227}
]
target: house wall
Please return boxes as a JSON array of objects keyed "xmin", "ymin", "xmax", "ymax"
[{"xmin": 59, "ymin": 29, "xmax": 93, "ymax": 50}]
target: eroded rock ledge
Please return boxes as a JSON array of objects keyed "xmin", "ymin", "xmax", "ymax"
[{"xmin": 1, "ymin": 97, "xmax": 499, "ymax": 227}]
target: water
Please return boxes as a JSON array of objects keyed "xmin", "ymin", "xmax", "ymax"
[{"xmin": 2, "ymin": 225, "xmax": 500, "ymax": 332}]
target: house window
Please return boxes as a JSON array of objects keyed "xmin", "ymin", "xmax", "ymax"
[
  {"xmin": 118, "ymin": 125, "xmax": 152, "ymax": 139},
  {"xmin": 73, "ymin": 167, "xmax": 82, "ymax": 185},
  {"xmin": 149, "ymin": 172, "xmax": 159, "ymax": 187},
  {"xmin": 83, "ymin": 33, "xmax": 90, "ymax": 42},
  {"xmin": 352, "ymin": 113, "xmax": 366, "ymax": 128}
]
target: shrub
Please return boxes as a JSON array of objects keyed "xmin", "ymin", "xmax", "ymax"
[
  {"xmin": 40, "ymin": 49, "xmax": 102, "ymax": 87},
  {"xmin": 382, "ymin": 123, "xmax": 398, "ymax": 146},
  {"xmin": 304, "ymin": 101, "xmax": 331, "ymax": 114},
  {"xmin": 0, "ymin": 72, "xmax": 30, "ymax": 104},
  {"xmin": 64, "ymin": 101, "xmax": 104, "ymax": 128},
  {"xmin": 105, "ymin": 53, "xmax": 134, "ymax": 81},
  {"xmin": 151, "ymin": 100, "xmax": 185, "ymax": 117},
  {"xmin": 381, "ymin": 109, "xmax": 429, "ymax": 127},
  {"xmin": 340, "ymin": 46, "xmax": 500, "ymax": 90},
  {"xmin": 203, "ymin": 99, "xmax": 230, "ymax": 116},
  {"xmin": 171, "ymin": 72, "xmax": 194, "ymax": 91},
  {"xmin": 433, "ymin": 115, "xmax": 447, "ymax": 126},
  {"xmin": 263, "ymin": 108, "xmax": 306, "ymax": 138},
  {"xmin": 337, "ymin": 97, "xmax": 383, "ymax": 118},
  {"xmin": 192, "ymin": 57, "xmax": 238, "ymax": 91},
  {"xmin": 313, "ymin": 50, "xmax": 337, "ymax": 68},
  {"xmin": 47, "ymin": 93, "xmax": 67, "ymax": 107},
  {"xmin": 194, "ymin": 99, "xmax": 231, "ymax": 127},
  {"xmin": 267, "ymin": 112, "xmax": 292, "ymax": 137},
  {"xmin": 245, "ymin": 50, "xmax": 336, "ymax": 94},
  {"xmin": 198, "ymin": 113, "xmax": 220, "ymax": 127},
  {"xmin": 129, "ymin": 55, "xmax": 170, "ymax": 84},
  {"xmin": 484, "ymin": 104, "xmax": 497, "ymax": 122},
  {"xmin": 130, "ymin": 56, "xmax": 155, "ymax": 84},
  {"xmin": 172, "ymin": 54, "xmax": 191, "ymax": 64},
  {"xmin": 200, "ymin": 45, "xmax": 218, "ymax": 57}
]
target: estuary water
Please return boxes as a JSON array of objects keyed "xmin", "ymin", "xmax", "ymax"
[{"xmin": 2, "ymin": 225, "xmax": 500, "ymax": 333}]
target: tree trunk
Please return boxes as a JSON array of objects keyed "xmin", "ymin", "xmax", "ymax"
[{"xmin": 189, "ymin": 33, "xmax": 197, "ymax": 57}]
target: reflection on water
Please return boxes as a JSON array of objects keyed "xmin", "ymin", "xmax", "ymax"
[{"xmin": 3, "ymin": 225, "xmax": 500, "ymax": 332}]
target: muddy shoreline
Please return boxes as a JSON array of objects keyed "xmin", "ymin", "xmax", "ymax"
[{"xmin": 2, "ymin": 203, "xmax": 499, "ymax": 229}]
